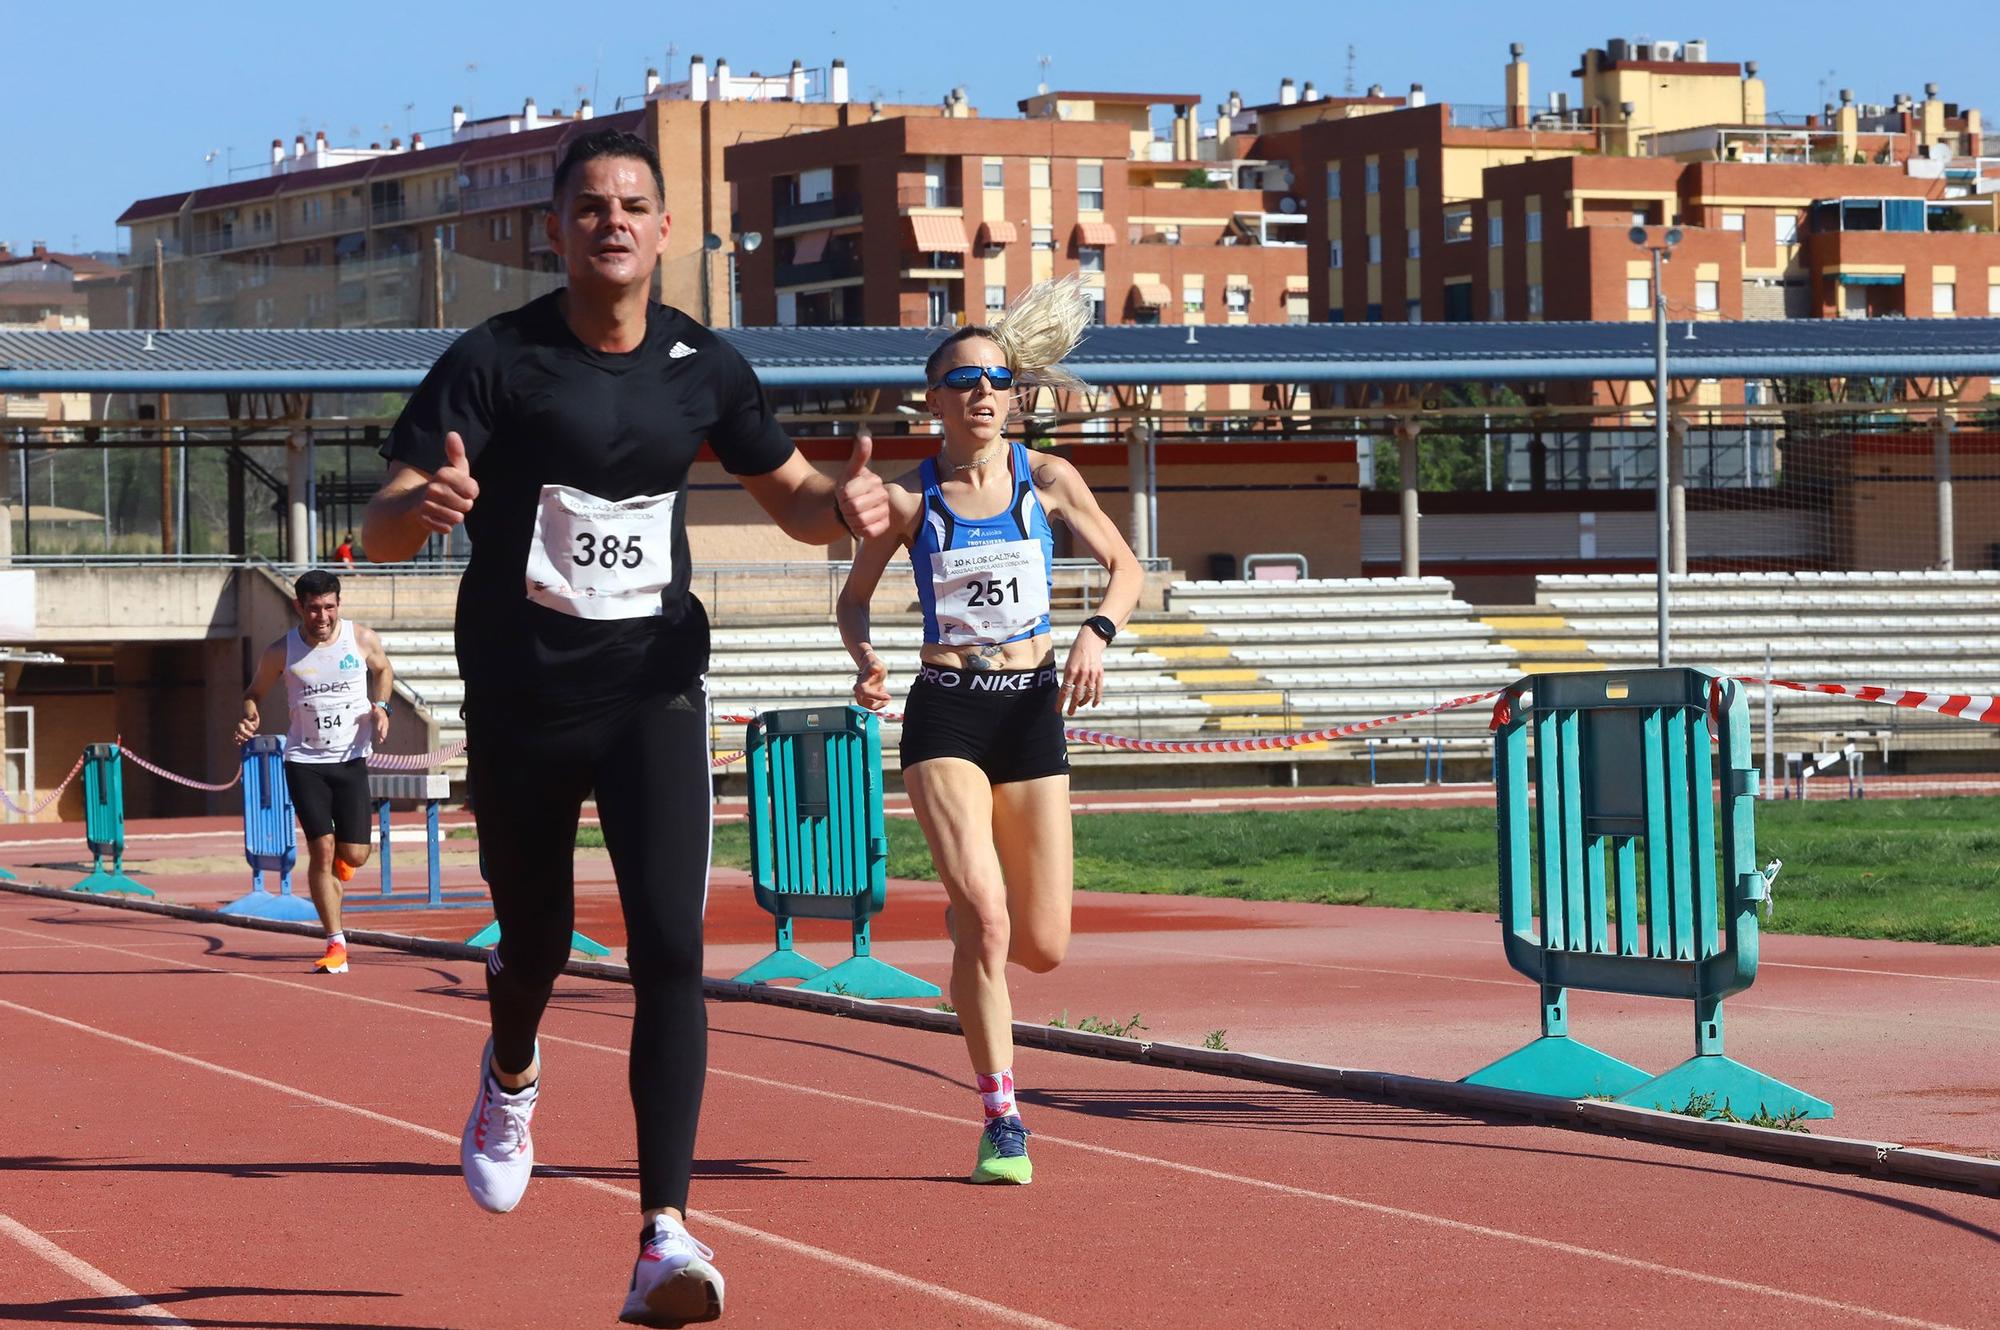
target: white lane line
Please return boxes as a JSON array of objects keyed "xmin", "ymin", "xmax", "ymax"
[
  {"xmin": 0, "ymin": 1210, "xmax": 192, "ymax": 1327},
  {"xmin": 0, "ymin": 923, "xmax": 1971, "ymax": 1329},
  {"xmin": 0, "ymin": 991, "xmax": 1072, "ymax": 1330}
]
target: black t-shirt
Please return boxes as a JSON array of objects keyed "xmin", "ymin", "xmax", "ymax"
[{"xmin": 384, "ymin": 293, "xmax": 794, "ymax": 700}]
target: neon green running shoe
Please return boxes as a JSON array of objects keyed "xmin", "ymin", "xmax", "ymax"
[{"xmin": 970, "ymin": 1114, "xmax": 1032, "ymax": 1184}]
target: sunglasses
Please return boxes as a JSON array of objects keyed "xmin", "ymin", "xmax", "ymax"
[{"xmin": 932, "ymin": 365, "xmax": 1016, "ymax": 391}]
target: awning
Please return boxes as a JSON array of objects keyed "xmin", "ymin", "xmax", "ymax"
[
  {"xmin": 976, "ymin": 220, "xmax": 1018, "ymax": 245},
  {"xmin": 1133, "ymin": 281, "xmax": 1173, "ymax": 307},
  {"xmin": 790, "ymin": 230, "xmax": 829, "ymax": 264},
  {"xmin": 1835, "ymin": 273, "xmax": 1903, "ymax": 286},
  {"xmin": 1285, "ymin": 275, "xmax": 1310, "ymax": 294},
  {"xmin": 1073, "ymin": 221, "xmax": 1118, "ymax": 247},
  {"xmin": 907, "ymin": 215, "xmax": 970, "ymax": 252}
]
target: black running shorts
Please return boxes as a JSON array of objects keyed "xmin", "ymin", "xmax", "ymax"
[
  {"xmin": 285, "ymin": 757, "xmax": 372, "ymax": 844},
  {"xmin": 898, "ymin": 663, "xmax": 1070, "ymax": 785}
]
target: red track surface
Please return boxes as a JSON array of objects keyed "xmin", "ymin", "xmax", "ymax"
[{"xmin": 3, "ymin": 889, "xmax": 1996, "ymax": 1329}]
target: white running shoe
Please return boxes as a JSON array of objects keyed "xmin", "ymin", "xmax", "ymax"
[
  {"xmin": 460, "ymin": 1037, "xmax": 537, "ymax": 1214},
  {"xmin": 618, "ymin": 1214, "xmax": 724, "ymax": 1327}
]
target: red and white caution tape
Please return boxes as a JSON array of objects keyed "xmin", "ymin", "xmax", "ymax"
[
  {"xmin": 1749, "ymin": 677, "xmax": 2000, "ymax": 724},
  {"xmin": 1063, "ymin": 690, "xmax": 1505, "ymax": 755},
  {"xmin": 367, "ymin": 741, "xmax": 468, "ymax": 771},
  {"xmin": 0, "ymin": 752, "xmax": 86, "ymax": 818},
  {"xmin": 121, "ymin": 747, "xmax": 243, "ymax": 792}
]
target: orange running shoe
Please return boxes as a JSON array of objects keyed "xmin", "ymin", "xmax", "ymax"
[
  {"xmin": 312, "ymin": 941, "xmax": 349, "ymax": 975},
  {"xmin": 332, "ymin": 857, "xmax": 356, "ymax": 883}
]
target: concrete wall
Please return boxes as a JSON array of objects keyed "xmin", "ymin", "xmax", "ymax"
[{"xmin": 29, "ymin": 566, "xmax": 239, "ymax": 642}]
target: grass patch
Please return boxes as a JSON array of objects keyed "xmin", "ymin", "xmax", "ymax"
[
  {"xmin": 575, "ymin": 795, "xmax": 2000, "ymax": 945},
  {"xmin": 1671, "ymin": 1091, "xmax": 1813, "ymax": 1133}
]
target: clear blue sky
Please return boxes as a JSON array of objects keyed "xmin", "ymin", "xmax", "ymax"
[{"xmin": 5, "ymin": 0, "xmax": 1989, "ymax": 256}]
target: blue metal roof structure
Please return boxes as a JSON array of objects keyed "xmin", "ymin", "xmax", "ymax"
[{"xmin": 2, "ymin": 319, "xmax": 1998, "ymax": 392}]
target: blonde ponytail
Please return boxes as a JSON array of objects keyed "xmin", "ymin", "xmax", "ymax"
[{"xmin": 995, "ymin": 273, "xmax": 1092, "ymax": 394}]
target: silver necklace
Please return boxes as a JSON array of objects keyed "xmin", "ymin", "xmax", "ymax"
[{"xmin": 941, "ymin": 447, "xmax": 999, "ymax": 473}]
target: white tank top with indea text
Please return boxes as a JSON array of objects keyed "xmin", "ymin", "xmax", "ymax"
[{"xmin": 284, "ymin": 620, "xmax": 372, "ymax": 764}]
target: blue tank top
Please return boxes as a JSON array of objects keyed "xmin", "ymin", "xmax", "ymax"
[{"xmin": 910, "ymin": 441, "xmax": 1056, "ymax": 647}]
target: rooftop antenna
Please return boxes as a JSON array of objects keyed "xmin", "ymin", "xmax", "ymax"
[
  {"xmin": 1037, "ymin": 53, "xmax": 1052, "ymax": 95},
  {"xmin": 203, "ymin": 149, "xmax": 218, "ymax": 185},
  {"xmin": 1344, "ymin": 44, "xmax": 1357, "ymax": 96},
  {"xmin": 404, "ymin": 102, "xmax": 416, "ymax": 135},
  {"xmin": 665, "ymin": 41, "xmax": 678, "ymax": 83}
]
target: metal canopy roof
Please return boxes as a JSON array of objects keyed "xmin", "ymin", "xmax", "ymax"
[{"xmin": 3, "ymin": 319, "xmax": 1998, "ymax": 393}]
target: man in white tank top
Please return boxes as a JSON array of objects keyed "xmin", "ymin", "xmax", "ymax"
[{"xmin": 235, "ymin": 569, "xmax": 397, "ymax": 974}]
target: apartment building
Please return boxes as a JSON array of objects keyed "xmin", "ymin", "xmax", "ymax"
[
  {"xmin": 112, "ymin": 58, "xmax": 933, "ymax": 330},
  {"xmin": 1301, "ymin": 37, "xmax": 1998, "ymax": 339},
  {"xmin": 0, "ymin": 242, "xmax": 116, "ymax": 422}
]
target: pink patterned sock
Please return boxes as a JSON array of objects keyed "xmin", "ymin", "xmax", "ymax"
[{"xmin": 976, "ymin": 1068, "xmax": 1017, "ymax": 1120}]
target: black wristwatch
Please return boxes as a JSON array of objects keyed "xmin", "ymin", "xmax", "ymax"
[{"xmin": 1082, "ymin": 615, "xmax": 1117, "ymax": 645}]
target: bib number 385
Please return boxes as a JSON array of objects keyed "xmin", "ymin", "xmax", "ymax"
[{"xmin": 525, "ymin": 484, "xmax": 678, "ymax": 621}]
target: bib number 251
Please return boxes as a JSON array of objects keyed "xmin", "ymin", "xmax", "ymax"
[
  {"xmin": 573, "ymin": 533, "xmax": 645, "ymax": 570},
  {"xmin": 964, "ymin": 577, "xmax": 1019, "ymax": 608}
]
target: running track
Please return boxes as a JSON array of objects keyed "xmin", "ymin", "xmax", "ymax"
[{"xmin": 2, "ymin": 891, "xmax": 1993, "ymax": 1329}]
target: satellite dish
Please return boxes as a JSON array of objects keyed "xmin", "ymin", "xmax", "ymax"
[
  {"xmin": 1665, "ymin": 227, "xmax": 1684, "ymax": 246},
  {"xmin": 703, "ymin": 233, "xmax": 724, "ymax": 252},
  {"xmin": 1278, "ymin": 197, "xmax": 1299, "ymax": 214},
  {"xmin": 1278, "ymin": 168, "xmax": 1295, "ymax": 188},
  {"xmin": 739, "ymin": 231, "xmax": 764, "ymax": 252},
  {"xmin": 1627, "ymin": 225, "xmax": 1648, "ymax": 245}
]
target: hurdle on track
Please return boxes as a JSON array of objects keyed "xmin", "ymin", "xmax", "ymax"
[
  {"xmin": 733, "ymin": 705, "xmax": 937, "ymax": 1000},
  {"xmin": 1465, "ymin": 666, "xmax": 1830, "ymax": 1120},
  {"xmin": 344, "ymin": 772, "xmax": 487, "ymax": 913}
]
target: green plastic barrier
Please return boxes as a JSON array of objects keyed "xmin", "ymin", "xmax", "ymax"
[
  {"xmin": 736, "ymin": 706, "xmax": 936, "ymax": 999},
  {"xmin": 1464, "ymin": 667, "xmax": 1828, "ymax": 1120},
  {"xmin": 74, "ymin": 744, "xmax": 153, "ymax": 897}
]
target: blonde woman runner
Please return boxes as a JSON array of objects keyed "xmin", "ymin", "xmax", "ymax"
[{"xmin": 837, "ymin": 278, "xmax": 1142, "ymax": 1183}]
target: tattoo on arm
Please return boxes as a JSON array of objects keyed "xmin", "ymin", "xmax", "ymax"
[{"xmin": 1033, "ymin": 463, "xmax": 1059, "ymax": 488}]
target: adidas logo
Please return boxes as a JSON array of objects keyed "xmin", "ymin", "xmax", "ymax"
[{"xmin": 669, "ymin": 341, "xmax": 697, "ymax": 359}]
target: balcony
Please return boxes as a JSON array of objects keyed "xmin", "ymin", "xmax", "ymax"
[
  {"xmin": 370, "ymin": 199, "xmax": 409, "ymax": 226},
  {"xmin": 461, "ymin": 176, "xmax": 554, "ymax": 213},
  {"xmin": 189, "ymin": 227, "xmax": 264, "ymax": 256},
  {"xmin": 774, "ymin": 194, "xmax": 864, "ymax": 232},
  {"xmin": 775, "ymin": 252, "xmax": 865, "ymax": 289},
  {"xmin": 897, "ymin": 184, "xmax": 962, "ymax": 211}
]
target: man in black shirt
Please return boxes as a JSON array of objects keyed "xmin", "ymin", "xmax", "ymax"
[{"xmin": 363, "ymin": 128, "xmax": 888, "ymax": 1328}]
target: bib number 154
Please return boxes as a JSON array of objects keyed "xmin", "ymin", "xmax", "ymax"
[{"xmin": 573, "ymin": 532, "xmax": 645, "ymax": 570}]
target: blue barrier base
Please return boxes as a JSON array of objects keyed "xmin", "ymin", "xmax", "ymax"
[
  {"xmin": 1462, "ymin": 1035, "xmax": 1650, "ymax": 1099},
  {"xmin": 732, "ymin": 947, "xmax": 827, "ymax": 985},
  {"xmin": 220, "ymin": 888, "xmax": 321, "ymax": 922},
  {"xmin": 346, "ymin": 891, "xmax": 487, "ymax": 914},
  {"xmin": 797, "ymin": 954, "xmax": 940, "ymax": 1000},
  {"xmin": 0, "ymin": 866, "xmax": 14, "ymax": 881},
  {"xmin": 1617, "ymin": 1054, "xmax": 1834, "ymax": 1121},
  {"xmin": 465, "ymin": 919, "xmax": 611, "ymax": 959},
  {"xmin": 74, "ymin": 868, "xmax": 153, "ymax": 897}
]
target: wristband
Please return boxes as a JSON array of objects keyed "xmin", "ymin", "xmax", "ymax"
[
  {"xmin": 1082, "ymin": 615, "xmax": 1117, "ymax": 645},
  {"xmin": 374, "ymin": 701, "xmax": 392, "ymax": 716}
]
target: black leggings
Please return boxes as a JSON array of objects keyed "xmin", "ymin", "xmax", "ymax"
[{"xmin": 465, "ymin": 680, "xmax": 712, "ymax": 1212}]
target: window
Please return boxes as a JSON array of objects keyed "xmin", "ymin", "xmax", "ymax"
[
  {"xmin": 1407, "ymin": 227, "xmax": 1421, "ymax": 259},
  {"xmin": 1031, "ymin": 226, "xmax": 1053, "ymax": 251},
  {"xmin": 305, "ymin": 291, "xmax": 326, "ymax": 320},
  {"xmin": 1488, "ymin": 214, "xmax": 1503, "ymax": 247},
  {"xmin": 1628, "ymin": 277, "xmax": 1652, "ymax": 310},
  {"xmin": 490, "ymin": 214, "xmax": 513, "ymax": 242},
  {"xmin": 1367, "ymin": 233, "xmax": 1382, "ymax": 264},
  {"xmin": 492, "ymin": 266, "xmax": 506, "ymax": 291},
  {"xmin": 1364, "ymin": 159, "xmax": 1379, "ymax": 193},
  {"xmin": 1630, "ymin": 208, "xmax": 1649, "ymax": 227},
  {"xmin": 1325, "ymin": 169, "xmax": 1341, "ymax": 200},
  {"xmin": 1078, "ymin": 162, "xmax": 1104, "ymax": 212},
  {"xmin": 1403, "ymin": 155, "xmax": 1418, "ymax": 188},
  {"xmin": 441, "ymin": 223, "xmax": 457, "ymax": 250},
  {"xmin": 927, "ymin": 287, "xmax": 950, "ymax": 326},
  {"xmin": 1777, "ymin": 214, "xmax": 1800, "ymax": 245},
  {"xmin": 1329, "ymin": 241, "xmax": 1343, "ymax": 270},
  {"xmin": 1287, "ymin": 293, "xmax": 1310, "ymax": 325},
  {"xmin": 1088, "ymin": 289, "xmax": 1106, "ymax": 324},
  {"xmin": 1225, "ymin": 286, "xmax": 1249, "ymax": 314},
  {"xmin": 1489, "ymin": 288, "xmax": 1505, "ymax": 320},
  {"xmin": 1160, "ymin": 225, "xmax": 1180, "ymax": 245},
  {"xmin": 1527, "ymin": 283, "xmax": 1544, "ymax": 316},
  {"xmin": 983, "ymin": 160, "xmax": 1004, "ymax": 189},
  {"xmin": 1991, "ymin": 283, "xmax": 2000, "ymax": 316},
  {"xmin": 1721, "ymin": 213, "xmax": 1745, "ymax": 232},
  {"xmin": 1029, "ymin": 159, "xmax": 1051, "ymax": 189},
  {"xmin": 1183, "ymin": 286, "xmax": 1204, "ymax": 314},
  {"xmin": 253, "ymin": 296, "xmax": 276, "ymax": 323},
  {"xmin": 1443, "ymin": 206, "xmax": 1472, "ymax": 243},
  {"xmin": 1934, "ymin": 282, "xmax": 1956, "ymax": 314},
  {"xmin": 1696, "ymin": 280, "xmax": 1719, "ymax": 312},
  {"xmin": 1525, "ymin": 210, "xmax": 1542, "ymax": 244},
  {"xmin": 1405, "ymin": 298, "xmax": 1422, "ymax": 324},
  {"xmin": 1365, "ymin": 302, "xmax": 1382, "ymax": 322},
  {"xmin": 1078, "ymin": 245, "xmax": 1104, "ymax": 273}
]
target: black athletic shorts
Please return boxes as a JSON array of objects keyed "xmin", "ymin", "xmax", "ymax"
[
  {"xmin": 286, "ymin": 757, "xmax": 372, "ymax": 844},
  {"xmin": 898, "ymin": 663, "xmax": 1069, "ymax": 785}
]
